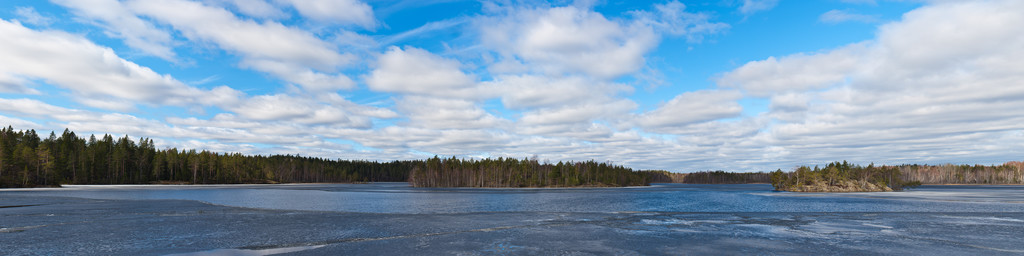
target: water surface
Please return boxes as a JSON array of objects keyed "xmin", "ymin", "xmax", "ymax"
[
  {"xmin": 4, "ymin": 183, "xmax": 1024, "ymax": 255},
  {"xmin": 10, "ymin": 183, "xmax": 1024, "ymax": 213}
]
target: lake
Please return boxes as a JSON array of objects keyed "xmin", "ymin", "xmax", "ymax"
[{"xmin": 3, "ymin": 183, "xmax": 1024, "ymax": 255}]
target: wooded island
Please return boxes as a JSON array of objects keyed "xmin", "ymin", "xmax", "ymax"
[{"xmin": 770, "ymin": 161, "xmax": 921, "ymax": 192}]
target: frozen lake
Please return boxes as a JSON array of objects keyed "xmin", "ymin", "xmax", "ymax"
[{"xmin": 3, "ymin": 183, "xmax": 1024, "ymax": 255}]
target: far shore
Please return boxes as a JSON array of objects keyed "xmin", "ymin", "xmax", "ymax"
[{"xmin": 5, "ymin": 183, "xmax": 1023, "ymax": 192}]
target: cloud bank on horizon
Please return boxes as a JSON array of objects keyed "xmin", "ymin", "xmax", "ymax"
[{"xmin": 1, "ymin": 0, "xmax": 1022, "ymax": 171}]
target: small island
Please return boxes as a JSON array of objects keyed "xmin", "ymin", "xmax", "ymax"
[{"xmin": 770, "ymin": 161, "xmax": 921, "ymax": 192}]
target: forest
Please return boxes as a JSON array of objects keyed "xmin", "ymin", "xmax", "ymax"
[
  {"xmin": 770, "ymin": 161, "xmax": 921, "ymax": 192},
  {"xmin": 645, "ymin": 170, "xmax": 770, "ymax": 184},
  {"xmin": 898, "ymin": 162, "xmax": 1024, "ymax": 184},
  {"xmin": 6, "ymin": 126, "xmax": 1023, "ymax": 189},
  {"xmin": 0, "ymin": 127, "xmax": 412, "ymax": 188},
  {"xmin": 0, "ymin": 126, "xmax": 649, "ymax": 188},
  {"xmin": 408, "ymin": 156, "xmax": 650, "ymax": 187}
]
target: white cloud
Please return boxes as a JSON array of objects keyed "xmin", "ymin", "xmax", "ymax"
[
  {"xmin": 216, "ymin": 0, "xmax": 287, "ymax": 19},
  {"xmin": 717, "ymin": 43, "xmax": 868, "ymax": 97},
  {"xmin": 0, "ymin": 98, "xmax": 90, "ymax": 122},
  {"xmin": 0, "ymin": 114, "xmax": 42, "ymax": 130},
  {"xmin": 127, "ymin": 0, "xmax": 356, "ymax": 91},
  {"xmin": 364, "ymin": 46, "xmax": 505, "ymax": 130},
  {"xmin": 324, "ymin": 126, "xmax": 510, "ymax": 157},
  {"xmin": 721, "ymin": 0, "xmax": 1024, "ymax": 167},
  {"xmin": 518, "ymin": 99, "xmax": 636, "ymax": 127},
  {"xmin": 486, "ymin": 75, "xmax": 628, "ymax": 110},
  {"xmin": 11, "ymin": 0, "xmax": 1021, "ymax": 172},
  {"xmin": 53, "ymin": 0, "xmax": 177, "ymax": 60},
  {"xmin": 840, "ymin": 0, "xmax": 877, "ymax": 5},
  {"xmin": 220, "ymin": 94, "xmax": 381, "ymax": 127},
  {"xmin": 0, "ymin": 73, "xmax": 39, "ymax": 94},
  {"xmin": 396, "ymin": 96, "xmax": 508, "ymax": 130},
  {"xmin": 739, "ymin": 0, "xmax": 779, "ymax": 15},
  {"xmin": 0, "ymin": 98, "xmax": 385, "ymax": 155},
  {"xmin": 469, "ymin": 2, "xmax": 734, "ymax": 145},
  {"xmin": 278, "ymin": 0, "xmax": 377, "ymax": 29},
  {"xmin": 14, "ymin": 6, "xmax": 53, "ymax": 26},
  {"xmin": 317, "ymin": 93, "xmax": 399, "ymax": 119},
  {"xmin": 380, "ymin": 18, "xmax": 468, "ymax": 46},
  {"xmin": 365, "ymin": 46, "xmax": 480, "ymax": 98},
  {"xmin": 240, "ymin": 59, "xmax": 355, "ymax": 92},
  {"xmin": 478, "ymin": 5, "xmax": 659, "ymax": 78},
  {"xmin": 635, "ymin": 90, "xmax": 743, "ymax": 131},
  {"xmin": 0, "ymin": 19, "xmax": 239, "ymax": 110},
  {"xmin": 636, "ymin": 1, "xmax": 730, "ymax": 42},
  {"xmin": 820, "ymin": 9, "xmax": 880, "ymax": 24}
]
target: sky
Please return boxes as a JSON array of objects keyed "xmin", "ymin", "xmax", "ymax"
[{"xmin": 1, "ymin": 0, "xmax": 1023, "ymax": 172}]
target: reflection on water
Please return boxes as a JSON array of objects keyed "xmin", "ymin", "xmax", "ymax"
[{"xmin": 7, "ymin": 183, "xmax": 1024, "ymax": 213}]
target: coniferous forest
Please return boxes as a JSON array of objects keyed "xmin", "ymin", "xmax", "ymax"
[
  {"xmin": 0, "ymin": 126, "xmax": 412, "ymax": 188},
  {"xmin": 770, "ymin": 161, "xmax": 922, "ymax": 192},
  {"xmin": 4, "ymin": 126, "xmax": 1023, "ymax": 189},
  {"xmin": 768, "ymin": 161, "xmax": 1024, "ymax": 192},
  {"xmin": 0, "ymin": 127, "xmax": 648, "ymax": 188},
  {"xmin": 408, "ymin": 156, "xmax": 649, "ymax": 187},
  {"xmin": 644, "ymin": 170, "xmax": 770, "ymax": 184}
]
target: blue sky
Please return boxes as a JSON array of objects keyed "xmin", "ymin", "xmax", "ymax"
[{"xmin": 2, "ymin": 0, "xmax": 1023, "ymax": 171}]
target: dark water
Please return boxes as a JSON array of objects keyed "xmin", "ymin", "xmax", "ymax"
[
  {"xmin": 5, "ymin": 183, "xmax": 1024, "ymax": 255},
  {"xmin": 12, "ymin": 183, "xmax": 1024, "ymax": 213}
]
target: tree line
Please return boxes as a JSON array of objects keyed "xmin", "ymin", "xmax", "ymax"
[
  {"xmin": 898, "ymin": 162, "xmax": 1024, "ymax": 184},
  {"xmin": 644, "ymin": 170, "xmax": 770, "ymax": 184},
  {"xmin": 770, "ymin": 161, "xmax": 921, "ymax": 192},
  {"xmin": 408, "ymin": 156, "xmax": 650, "ymax": 187},
  {"xmin": 0, "ymin": 127, "xmax": 412, "ymax": 188},
  {"xmin": 0, "ymin": 126, "xmax": 650, "ymax": 188}
]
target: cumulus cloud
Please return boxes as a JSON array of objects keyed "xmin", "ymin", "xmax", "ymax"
[
  {"xmin": 126, "ymin": 0, "xmax": 356, "ymax": 91},
  {"xmin": 635, "ymin": 90, "xmax": 744, "ymax": 131},
  {"xmin": 0, "ymin": 98, "xmax": 389, "ymax": 156},
  {"xmin": 478, "ymin": 5, "xmax": 659, "ymax": 78},
  {"xmin": 219, "ymin": 94, "xmax": 370, "ymax": 127},
  {"xmin": 365, "ymin": 46, "xmax": 480, "ymax": 98},
  {"xmin": 485, "ymin": 75, "xmax": 628, "ymax": 110},
  {"xmin": 278, "ymin": 0, "xmax": 377, "ymax": 29},
  {"xmin": 9, "ymin": 0, "xmax": 1020, "ymax": 172},
  {"xmin": 518, "ymin": 99, "xmax": 636, "ymax": 127},
  {"xmin": 0, "ymin": 19, "xmax": 240, "ymax": 110},
  {"xmin": 396, "ymin": 96, "xmax": 508, "ymax": 130},
  {"xmin": 364, "ymin": 46, "xmax": 505, "ymax": 130},
  {"xmin": 717, "ymin": 43, "xmax": 867, "ymax": 97},
  {"xmin": 722, "ymin": 0, "xmax": 1024, "ymax": 167}
]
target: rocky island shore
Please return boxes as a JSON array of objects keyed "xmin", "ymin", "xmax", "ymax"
[{"xmin": 771, "ymin": 161, "xmax": 921, "ymax": 192}]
